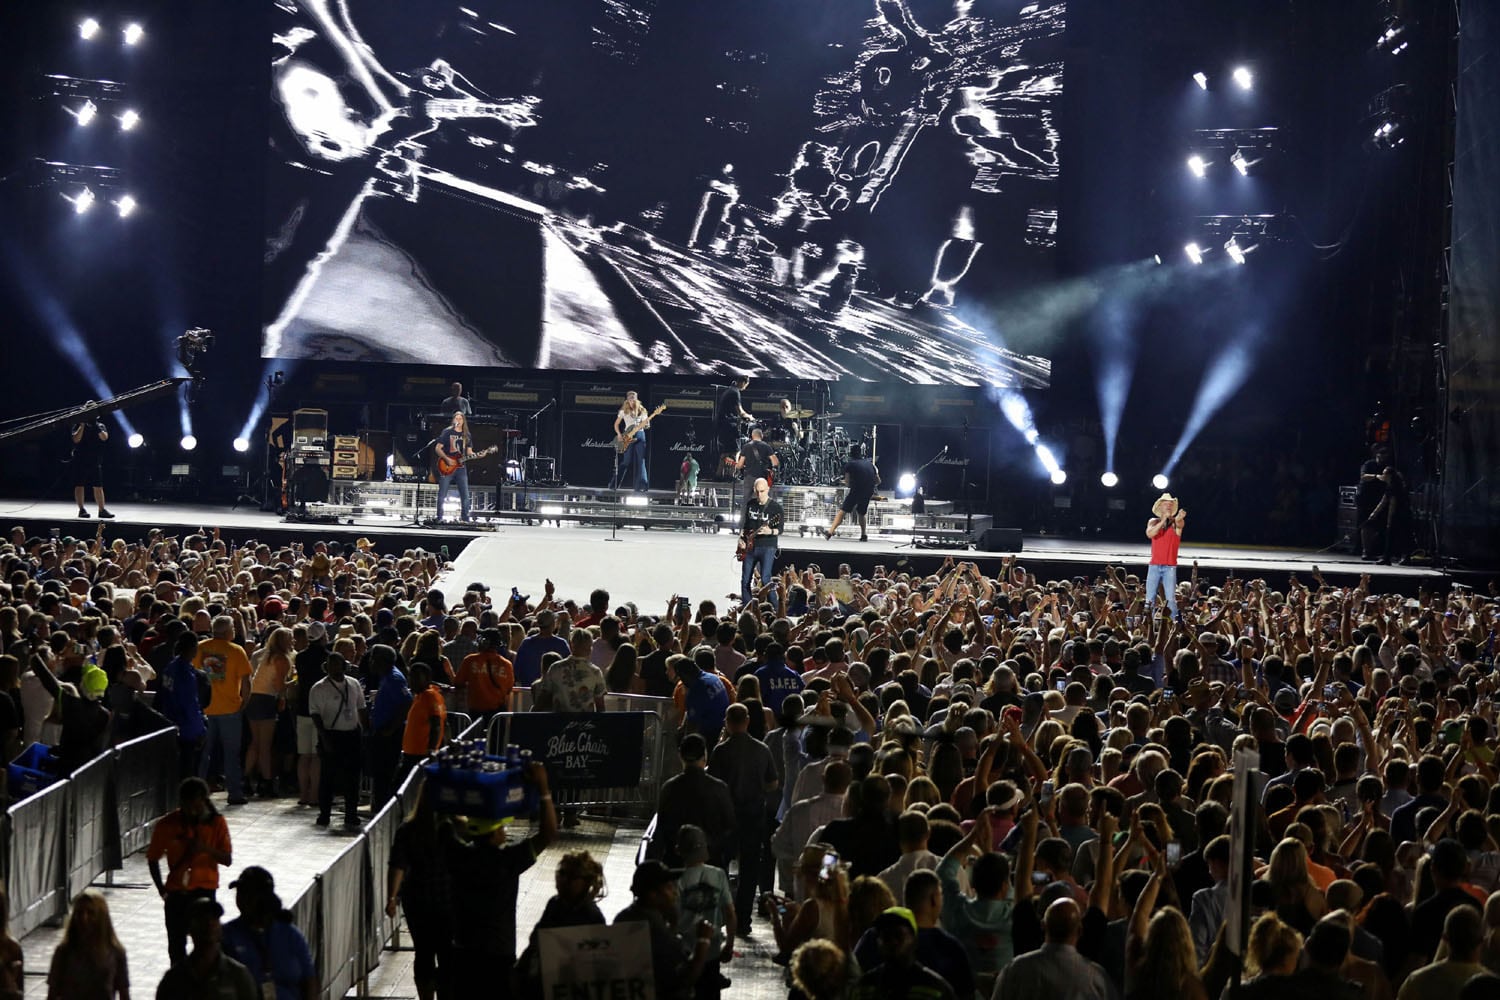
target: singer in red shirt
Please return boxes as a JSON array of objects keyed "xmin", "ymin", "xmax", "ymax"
[{"xmin": 1145, "ymin": 493, "xmax": 1186, "ymax": 617}]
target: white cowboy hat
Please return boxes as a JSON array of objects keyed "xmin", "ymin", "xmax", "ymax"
[{"xmin": 1151, "ymin": 493, "xmax": 1179, "ymax": 515}]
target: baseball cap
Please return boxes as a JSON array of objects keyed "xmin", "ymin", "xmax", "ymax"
[
  {"xmin": 260, "ymin": 596, "xmax": 285, "ymax": 615},
  {"xmin": 229, "ymin": 865, "xmax": 275, "ymax": 891},
  {"xmin": 81, "ymin": 666, "xmax": 109, "ymax": 700},
  {"xmin": 630, "ymin": 860, "xmax": 683, "ymax": 895},
  {"xmin": 873, "ymin": 907, "xmax": 918, "ymax": 935},
  {"xmin": 1272, "ymin": 688, "xmax": 1298, "ymax": 712},
  {"xmin": 676, "ymin": 824, "xmax": 709, "ymax": 863}
]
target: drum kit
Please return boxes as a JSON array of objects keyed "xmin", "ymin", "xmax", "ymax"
[{"xmin": 756, "ymin": 409, "xmax": 863, "ymax": 486}]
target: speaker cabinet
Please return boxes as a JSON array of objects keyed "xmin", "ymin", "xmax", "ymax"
[{"xmin": 976, "ymin": 528, "xmax": 1023, "ymax": 552}]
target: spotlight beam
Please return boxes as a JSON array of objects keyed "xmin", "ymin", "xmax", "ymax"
[{"xmin": 1162, "ymin": 335, "xmax": 1259, "ymax": 478}]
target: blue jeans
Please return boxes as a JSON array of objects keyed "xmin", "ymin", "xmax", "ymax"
[
  {"xmin": 199, "ymin": 712, "xmax": 244, "ymax": 799},
  {"xmin": 1145, "ymin": 563, "xmax": 1179, "ymax": 615},
  {"xmin": 741, "ymin": 544, "xmax": 777, "ymax": 607},
  {"xmin": 618, "ymin": 436, "xmax": 648, "ymax": 491},
  {"xmin": 436, "ymin": 466, "xmax": 470, "ymax": 521}
]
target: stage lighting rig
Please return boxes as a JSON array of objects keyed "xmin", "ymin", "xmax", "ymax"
[
  {"xmin": 1232, "ymin": 66, "xmax": 1253, "ymax": 91},
  {"xmin": 180, "ymin": 435, "xmax": 197, "ymax": 451},
  {"xmin": 79, "ymin": 18, "xmax": 100, "ymax": 40},
  {"xmin": 123, "ymin": 23, "xmax": 144, "ymax": 46},
  {"xmin": 1153, "ymin": 474, "xmax": 1170, "ymax": 490},
  {"xmin": 175, "ymin": 328, "xmax": 214, "ymax": 379},
  {"xmin": 1100, "ymin": 471, "xmax": 1119, "ymax": 488},
  {"xmin": 127, "ymin": 433, "xmax": 144, "ymax": 449},
  {"xmin": 1184, "ymin": 243, "xmax": 1205, "ymax": 265},
  {"xmin": 1192, "ymin": 72, "xmax": 1209, "ymax": 90}
]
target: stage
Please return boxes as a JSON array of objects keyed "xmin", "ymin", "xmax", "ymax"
[{"xmin": 2, "ymin": 498, "xmax": 1453, "ymax": 610}]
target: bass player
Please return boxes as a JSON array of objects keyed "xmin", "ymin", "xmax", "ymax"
[
  {"xmin": 434, "ymin": 411, "xmax": 474, "ymax": 522},
  {"xmin": 612, "ymin": 391, "xmax": 654, "ymax": 492},
  {"xmin": 739, "ymin": 477, "xmax": 784, "ymax": 610}
]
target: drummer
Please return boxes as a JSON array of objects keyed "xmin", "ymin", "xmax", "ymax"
[{"xmin": 778, "ymin": 398, "xmax": 803, "ymax": 445}]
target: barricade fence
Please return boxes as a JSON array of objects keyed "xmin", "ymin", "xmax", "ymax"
[
  {"xmin": 4, "ymin": 727, "xmax": 177, "ymax": 937},
  {"xmin": 486, "ymin": 710, "xmax": 666, "ymax": 819}
]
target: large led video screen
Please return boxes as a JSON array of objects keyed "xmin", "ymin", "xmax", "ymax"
[{"xmin": 264, "ymin": 0, "xmax": 1062, "ymax": 386}]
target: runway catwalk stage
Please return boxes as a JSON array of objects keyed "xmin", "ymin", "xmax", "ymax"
[{"xmin": 2, "ymin": 499, "xmax": 1442, "ymax": 613}]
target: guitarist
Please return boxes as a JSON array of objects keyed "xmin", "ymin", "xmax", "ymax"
[
  {"xmin": 612, "ymin": 391, "xmax": 653, "ymax": 492},
  {"xmin": 739, "ymin": 478, "xmax": 784, "ymax": 611},
  {"xmin": 434, "ymin": 411, "xmax": 474, "ymax": 522}
]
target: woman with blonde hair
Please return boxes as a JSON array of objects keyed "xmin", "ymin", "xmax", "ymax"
[
  {"xmin": 245, "ymin": 625, "xmax": 295, "ymax": 797},
  {"xmin": 1126, "ymin": 853, "xmax": 1207, "ymax": 1000},
  {"xmin": 769, "ymin": 845, "xmax": 852, "ymax": 957},
  {"xmin": 844, "ymin": 875, "xmax": 896, "ymax": 947},
  {"xmin": 903, "ymin": 776, "xmax": 941, "ymax": 810},
  {"xmin": 46, "ymin": 890, "xmax": 129, "ymax": 999},
  {"xmin": 1267, "ymin": 837, "xmax": 1327, "ymax": 934},
  {"xmin": 1242, "ymin": 911, "xmax": 1303, "ymax": 981},
  {"xmin": 791, "ymin": 938, "xmax": 857, "ymax": 1000}
]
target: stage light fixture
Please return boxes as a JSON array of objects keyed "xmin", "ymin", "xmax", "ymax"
[
  {"xmin": 114, "ymin": 194, "xmax": 136, "ymax": 218},
  {"xmin": 232, "ymin": 436, "xmax": 250, "ymax": 453},
  {"xmin": 1193, "ymin": 72, "xmax": 1208, "ymax": 90},
  {"xmin": 118, "ymin": 109, "xmax": 139, "ymax": 131},
  {"xmin": 1184, "ymin": 243, "xmax": 1204, "ymax": 265},
  {"xmin": 71, "ymin": 99, "xmax": 98, "ymax": 127},
  {"xmin": 1050, "ymin": 469, "xmax": 1067, "ymax": 485},
  {"xmin": 897, "ymin": 472, "xmax": 917, "ymax": 496},
  {"xmin": 1186, "ymin": 154, "xmax": 1208, "ymax": 178},
  {"xmin": 1100, "ymin": 471, "xmax": 1119, "ymax": 488},
  {"xmin": 123, "ymin": 23, "xmax": 144, "ymax": 46},
  {"xmin": 1232, "ymin": 66, "xmax": 1253, "ymax": 91},
  {"xmin": 1230, "ymin": 149, "xmax": 1250, "ymax": 175},
  {"xmin": 79, "ymin": 18, "xmax": 100, "ymax": 40},
  {"xmin": 65, "ymin": 187, "xmax": 96, "ymax": 214},
  {"xmin": 624, "ymin": 495, "xmax": 649, "ymax": 507},
  {"xmin": 127, "ymin": 432, "xmax": 144, "ymax": 449},
  {"xmin": 180, "ymin": 434, "xmax": 197, "ymax": 451},
  {"xmin": 1153, "ymin": 254, "xmax": 1162, "ymax": 266},
  {"xmin": 1225, "ymin": 238, "xmax": 1248, "ymax": 265},
  {"xmin": 1152, "ymin": 473, "xmax": 1169, "ymax": 490}
]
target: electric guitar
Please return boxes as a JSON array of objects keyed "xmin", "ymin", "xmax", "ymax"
[
  {"xmin": 436, "ymin": 444, "xmax": 498, "ymax": 477},
  {"xmin": 735, "ymin": 524, "xmax": 757, "ymax": 562},
  {"xmin": 614, "ymin": 404, "xmax": 667, "ymax": 454}
]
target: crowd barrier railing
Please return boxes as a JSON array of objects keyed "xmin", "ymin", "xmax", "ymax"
[
  {"xmin": 486, "ymin": 710, "xmax": 667, "ymax": 819},
  {"xmin": 4, "ymin": 726, "xmax": 179, "ymax": 937}
]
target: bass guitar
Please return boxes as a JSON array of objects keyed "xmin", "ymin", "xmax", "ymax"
[
  {"xmin": 734, "ymin": 524, "xmax": 757, "ymax": 562},
  {"xmin": 615, "ymin": 403, "xmax": 667, "ymax": 453},
  {"xmin": 436, "ymin": 444, "xmax": 498, "ymax": 477}
]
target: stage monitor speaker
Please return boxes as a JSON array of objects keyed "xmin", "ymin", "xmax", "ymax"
[
  {"xmin": 391, "ymin": 426, "xmax": 430, "ymax": 479},
  {"xmin": 976, "ymin": 527, "xmax": 1023, "ymax": 552},
  {"xmin": 290, "ymin": 464, "xmax": 329, "ymax": 504}
]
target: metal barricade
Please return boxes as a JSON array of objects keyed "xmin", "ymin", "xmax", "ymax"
[
  {"xmin": 321, "ymin": 838, "xmax": 368, "ymax": 1000},
  {"xmin": 66, "ymin": 751, "xmax": 120, "ymax": 899},
  {"xmin": 7, "ymin": 780, "xmax": 68, "ymax": 935},
  {"xmin": 113, "ymin": 728, "xmax": 178, "ymax": 855},
  {"xmin": 485, "ymin": 711, "xmax": 666, "ymax": 819}
]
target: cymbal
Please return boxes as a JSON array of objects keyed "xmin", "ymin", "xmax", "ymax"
[
  {"xmin": 784, "ymin": 408, "xmax": 816, "ymax": 419},
  {"xmin": 812, "ymin": 411, "xmax": 842, "ymax": 421}
]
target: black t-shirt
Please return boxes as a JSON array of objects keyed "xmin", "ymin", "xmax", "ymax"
[
  {"xmin": 716, "ymin": 387, "xmax": 742, "ymax": 428},
  {"xmin": 744, "ymin": 498, "xmax": 784, "ymax": 551},
  {"xmin": 639, "ymin": 649, "xmax": 673, "ymax": 699},
  {"xmin": 844, "ymin": 459, "xmax": 878, "ymax": 497},
  {"xmin": 741, "ymin": 440, "xmax": 776, "ymax": 480},
  {"xmin": 445, "ymin": 835, "xmax": 537, "ymax": 957},
  {"xmin": 293, "ymin": 644, "xmax": 328, "ymax": 717},
  {"xmin": 72, "ymin": 424, "xmax": 104, "ymax": 460},
  {"xmin": 440, "ymin": 396, "xmax": 472, "ymax": 417}
]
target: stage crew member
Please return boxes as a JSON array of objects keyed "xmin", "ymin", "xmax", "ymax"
[
  {"xmin": 825, "ymin": 442, "xmax": 878, "ymax": 542},
  {"xmin": 736, "ymin": 427, "xmax": 778, "ymax": 508},
  {"xmin": 70, "ymin": 417, "xmax": 115, "ymax": 519}
]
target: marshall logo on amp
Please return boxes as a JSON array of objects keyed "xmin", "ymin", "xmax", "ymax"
[
  {"xmin": 935, "ymin": 454, "xmax": 971, "ymax": 466},
  {"xmin": 580, "ymin": 438, "xmax": 616, "ymax": 450},
  {"xmin": 670, "ymin": 441, "xmax": 706, "ymax": 453}
]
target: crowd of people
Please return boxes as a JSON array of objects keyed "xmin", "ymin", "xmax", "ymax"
[{"xmin": 2, "ymin": 518, "xmax": 1499, "ymax": 1000}]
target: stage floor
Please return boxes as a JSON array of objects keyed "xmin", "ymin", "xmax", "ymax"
[{"xmin": 1, "ymin": 498, "xmax": 1448, "ymax": 610}]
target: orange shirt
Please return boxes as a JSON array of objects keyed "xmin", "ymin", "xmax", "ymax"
[
  {"xmin": 147, "ymin": 810, "xmax": 232, "ymax": 892},
  {"xmin": 456, "ymin": 651, "xmax": 514, "ymax": 713},
  {"xmin": 402, "ymin": 686, "xmax": 447, "ymax": 756}
]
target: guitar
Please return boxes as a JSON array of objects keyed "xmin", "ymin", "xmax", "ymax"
[
  {"xmin": 734, "ymin": 524, "xmax": 757, "ymax": 562},
  {"xmin": 614, "ymin": 403, "xmax": 667, "ymax": 454},
  {"xmin": 436, "ymin": 444, "xmax": 498, "ymax": 477}
]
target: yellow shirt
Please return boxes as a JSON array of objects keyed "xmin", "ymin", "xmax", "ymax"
[{"xmin": 193, "ymin": 638, "xmax": 253, "ymax": 716}]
